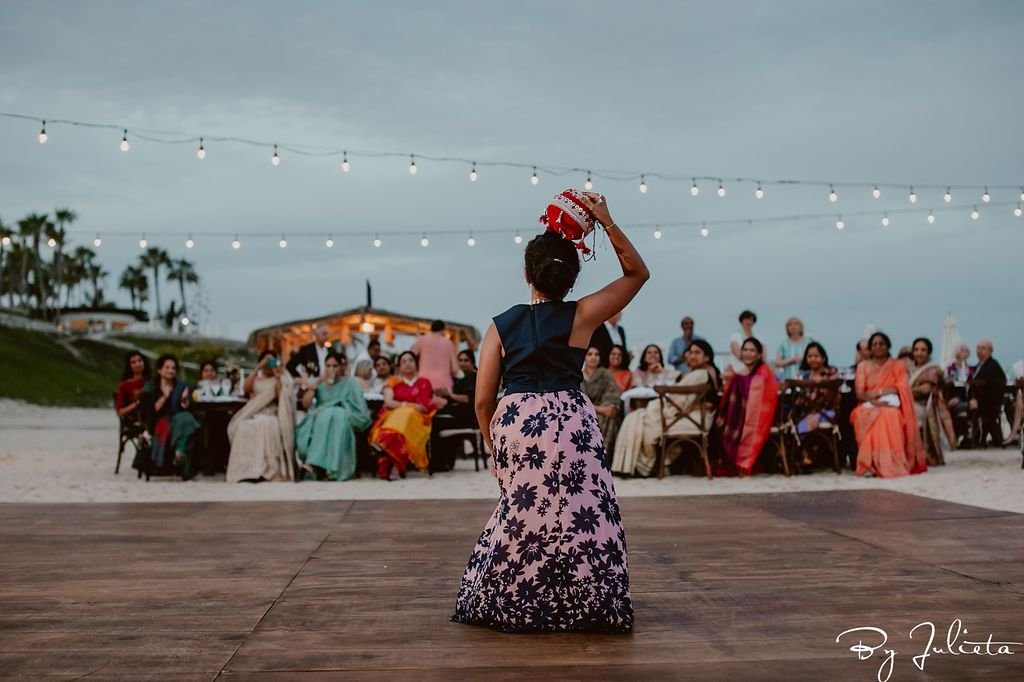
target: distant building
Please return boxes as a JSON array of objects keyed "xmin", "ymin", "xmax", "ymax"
[{"xmin": 58, "ymin": 307, "xmax": 149, "ymax": 334}]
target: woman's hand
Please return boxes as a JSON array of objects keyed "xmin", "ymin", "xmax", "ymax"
[
  {"xmin": 649, "ymin": 361, "xmax": 664, "ymax": 374},
  {"xmin": 434, "ymin": 386, "xmax": 451, "ymax": 398},
  {"xmin": 580, "ymin": 192, "xmax": 614, "ymax": 228},
  {"xmin": 413, "ymin": 403, "xmax": 427, "ymax": 414}
]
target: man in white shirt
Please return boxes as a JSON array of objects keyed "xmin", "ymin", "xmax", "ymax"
[
  {"xmin": 727, "ymin": 310, "xmax": 762, "ymax": 374},
  {"xmin": 286, "ymin": 323, "xmax": 333, "ymax": 378}
]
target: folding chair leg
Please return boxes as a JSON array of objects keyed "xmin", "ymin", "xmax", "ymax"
[
  {"xmin": 779, "ymin": 437, "xmax": 791, "ymax": 477},
  {"xmin": 655, "ymin": 437, "xmax": 666, "ymax": 480}
]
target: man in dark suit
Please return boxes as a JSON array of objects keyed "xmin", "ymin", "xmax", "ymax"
[
  {"xmin": 969, "ymin": 339, "xmax": 1006, "ymax": 448},
  {"xmin": 286, "ymin": 323, "xmax": 333, "ymax": 379},
  {"xmin": 589, "ymin": 311, "xmax": 627, "ymax": 368}
]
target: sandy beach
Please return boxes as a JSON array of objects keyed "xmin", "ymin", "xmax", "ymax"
[{"xmin": 1, "ymin": 399, "xmax": 1020, "ymax": 512}]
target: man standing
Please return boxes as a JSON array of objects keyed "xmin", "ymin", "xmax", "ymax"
[
  {"xmin": 412, "ymin": 320, "xmax": 459, "ymax": 403},
  {"xmin": 969, "ymin": 339, "xmax": 1007, "ymax": 448},
  {"xmin": 668, "ymin": 316, "xmax": 704, "ymax": 373},
  {"xmin": 589, "ymin": 311, "xmax": 627, "ymax": 368},
  {"xmin": 727, "ymin": 310, "xmax": 761, "ymax": 374},
  {"xmin": 286, "ymin": 323, "xmax": 333, "ymax": 379}
]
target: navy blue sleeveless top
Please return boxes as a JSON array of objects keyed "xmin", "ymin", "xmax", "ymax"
[{"xmin": 493, "ymin": 301, "xmax": 586, "ymax": 394}]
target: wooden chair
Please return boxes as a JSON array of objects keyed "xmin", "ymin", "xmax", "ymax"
[
  {"xmin": 786, "ymin": 379, "xmax": 844, "ymax": 474},
  {"xmin": 113, "ymin": 392, "xmax": 147, "ymax": 477},
  {"xmin": 436, "ymin": 427, "xmax": 487, "ymax": 471},
  {"xmin": 768, "ymin": 383, "xmax": 797, "ymax": 477},
  {"xmin": 652, "ymin": 384, "xmax": 716, "ymax": 480}
]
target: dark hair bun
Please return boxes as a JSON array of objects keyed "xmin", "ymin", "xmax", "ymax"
[{"xmin": 524, "ymin": 232, "xmax": 581, "ymax": 300}]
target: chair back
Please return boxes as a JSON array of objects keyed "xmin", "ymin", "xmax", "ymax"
[
  {"xmin": 654, "ymin": 383, "xmax": 715, "ymax": 436},
  {"xmin": 784, "ymin": 378, "xmax": 843, "ymax": 414}
]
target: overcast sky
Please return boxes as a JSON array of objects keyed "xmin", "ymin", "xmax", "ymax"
[{"xmin": 2, "ymin": 1, "xmax": 1022, "ymax": 365}]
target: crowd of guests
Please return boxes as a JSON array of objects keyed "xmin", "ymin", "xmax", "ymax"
[{"xmin": 114, "ymin": 313, "xmax": 1023, "ymax": 483}]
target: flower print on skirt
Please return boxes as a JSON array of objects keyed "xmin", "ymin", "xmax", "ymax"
[{"xmin": 451, "ymin": 389, "xmax": 633, "ymax": 633}]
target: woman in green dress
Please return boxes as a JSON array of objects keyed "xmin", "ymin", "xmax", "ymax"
[{"xmin": 295, "ymin": 352, "xmax": 372, "ymax": 481}]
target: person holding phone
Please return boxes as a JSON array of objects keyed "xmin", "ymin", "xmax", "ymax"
[{"xmin": 226, "ymin": 350, "xmax": 297, "ymax": 482}]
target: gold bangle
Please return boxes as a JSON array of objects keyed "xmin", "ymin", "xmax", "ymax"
[{"xmin": 603, "ymin": 222, "xmax": 617, "ymax": 232}]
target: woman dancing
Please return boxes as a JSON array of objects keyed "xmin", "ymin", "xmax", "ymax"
[{"xmin": 452, "ymin": 190, "xmax": 649, "ymax": 633}]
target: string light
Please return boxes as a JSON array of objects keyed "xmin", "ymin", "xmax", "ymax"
[
  {"xmin": 926, "ymin": 210, "xmax": 935, "ymax": 224},
  {"xmin": 341, "ymin": 153, "xmax": 350, "ymax": 172},
  {"xmin": 1014, "ymin": 204, "xmax": 1022, "ymax": 217},
  {"xmin": 908, "ymin": 187, "xmax": 917, "ymax": 203},
  {"xmin": 232, "ymin": 235, "xmax": 241, "ymax": 249},
  {"xmin": 755, "ymin": 184, "xmax": 764, "ymax": 199},
  {"xmin": 420, "ymin": 234, "xmax": 429, "ymax": 247},
  {"xmin": 1020, "ymin": 188, "xmax": 1024, "ymax": 202},
  {"xmin": 970, "ymin": 206, "xmax": 980, "ymax": 220},
  {"xmin": 38, "ymin": 121, "xmax": 46, "ymax": 144},
  {"xmin": 690, "ymin": 179, "xmax": 699, "ymax": 197},
  {"xmin": 467, "ymin": 233, "xmax": 476, "ymax": 247},
  {"xmin": 639, "ymin": 175, "xmax": 647, "ymax": 194},
  {"xmin": 120, "ymin": 130, "xmax": 129, "ymax": 152},
  {"xmin": 584, "ymin": 173, "xmax": 593, "ymax": 191},
  {"xmin": 944, "ymin": 187, "xmax": 952, "ymax": 203},
  {"xmin": 872, "ymin": 186, "xmax": 881, "ymax": 199},
  {"xmin": 139, "ymin": 235, "xmax": 147, "ymax": 249},
  {"xmin": 835, "ymin": 216, "xmax": 845, "ymax": 230},
  {"xmin": 699, "ymin": 224, "xmax": 709, "ymax": 237},
  {"xmin": 373, "ymin": 234, "xmax": 382, "ymax": 248},
  {"xmin": 325, "ymin": 235, "xmax": 334, "ymax": 248},
  {"xmin": 653, "ymin": 226, "xmax": 662, "ymax": 239},
  {"xmin": 469, "ymin": 164, "xmax": 477, "ymax": 182},
  {"xmin": 196, "ymin": 138, "xmax": 205, "ymax": 159},
  {"xmin": 409, "ymin": 154, "xmax": 417, "ymax": 175},
  {"xmin": 93, "ymin": 234, "xmax": 102, "ymax": 247},
  {"xmin": 530, "ymin": 167, "xmax": 539, "ymax": 185},
  {"xmin": 46, "ymin": 237, "xmax": 56, "ymax": 248},
  {"xmin": 271, "ymin": 145, "xmax": 280, "ymax": 166},
  {"xmin": 185, "ymin": 234, "xmax": 194, "ymax": 249},
  {"xmin": 1, "ymin": 235, "xmax": 10, "ymax": 246},
  {"xmin": 716, "ymin": 181, "xmax": 726, "ymax": 197},
  {"xmin": 514, "ymin": 231, "xmax": 523, "ymax": 245},
  {"xmin": 181, "ymin": 317, "xmax": 190, "ymax": 327},
  {"xmin": 881, "ymin": 213, "xmax": 890, "ymax": 227},
  {"xmin": 829, "ymin": 185, "xmax": 838, "ymax": 202},
  {"xmin": 279, "ymin": 235, "xmax": 288, "ymax": 248},
  {"xmin": 982, "ymin": 187, "xmax": 990, "ymax": 203}
]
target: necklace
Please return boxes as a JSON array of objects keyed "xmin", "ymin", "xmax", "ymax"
[{"xmin": 531, "ymin": 297, "xmax": 550, "ymax": 305}]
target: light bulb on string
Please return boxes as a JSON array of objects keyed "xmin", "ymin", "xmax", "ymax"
[
  {"xmin": 232, "ymin": 236, "xmax": 241, "ymax": 250},
  {"xmin": 829, "ymin": 185, "xmax": 838, "ymax": 202},
  {"xmin": 754, "ymin": 184, "xmax": 764, "ymax": 199},
  {"xmin": 908, "ymin": 187, "xmax": 917, "ymax": 203},
  {"xmin": 467, "ymin": 234, "xmax": 476, "ymax": 247},
  {"xmin": 872, "ymin": 186, "xmax": 881, "ymax": 199},
  {"xmin": 981, "ymin": 187, "xmax": 990, "ymax": 203},
  {"xmin": 927, "ymin": 210, "xmax": 935, "ymax": 224},
  {"xmin": 584, "ymin": 173, "xmax": 593, "ymax": 191},
  {"xmin": 530, "ymin": 167, "xmax": 539, "ymax": 185},
  {"xmin": 690, "ymin": 179, "xmax": 699, "ymax": 196},
  {"xmin": 373, "ymin": 234, "xmax": 382, "ymax": 248},
  {"xmin": 196, "ymin": 138, "xmax": 205, "ymax": 159},
  {"xmin": 1014, "ymin": 204, "xmax": 1022, "ymax": 217},
  {"xmin": 716, "ymin": 181, "xmax": 725, "ymax": 197},
  {"xmin": 835, "ymin": 216, "xmax": 845, "ymax": 230},
  {"xmin": 944, "ymin": 188, "xmax": 952, "ymax": 203},
  {"xmin": 420, "ymin": 234, "xmax": 429, "ymax": 248},
  {"xmin": 38, "ymin": 121, "xmax": 47, "ymax": 144},
  {"xmin": 139, "ymin": 235, "xmax": 147, "ymax": 249},
  {"xmin": 46, "ymin": 237, "xmax": 56, "ymax": 248},
  {"xmin": 653, "ymin": 226, "xmax": 662, "ymax": 239},
  {"xmin": 699, "ymin": 224, "xmax": 709, "ymax": 238},
  {"xmin": 639, "ymin": 175, "xmax": 648, "ymax": 194},
  {"xmin": 970, "ymin": 206, "xmax": 980, "ymax": 220},
  {"xmin": 1019, "ymin": 188, "xmax": 1024, "ymax": 202},
  {"xmin": 881, "ymin": 213, "xmax": 890, "ymax": 227},
  {"xmin": 1, "ymin": 235, "xmax": 9, "ymax": 246},
  {"xmin": 469, "ymin": 164, "xmax": 477, "ymax": 182},
  {"xmin": 185, "ymin": 234, "xmax": 194, "ymax": 249},
  {"xmin": 325, "ymin": 235, "xmax": 334, "ymax": 248},
  {"xmin": 514, "ymin": 232, "xmax": 523, "ymax": 245},
  {"xmin": 341, "ymin": 153, "xmax": 350, "ymax": 172},
  {"xmin": 120, "ymin": 130, "xmax": 130, "ymax": 152},
  {"xmin": 409, "ymin": 155, "xmax": 417, "ymax": 175},
  {"xmin": 279, "ymin": 235, "xmax": 288, "ymax": 248},
  {"xmin": 271, "ymin": 145, "xmax": 280, "ymax": 166},
  {"xmin": 93, "ymin": 234, "xmax": 102, "ymax": 247}
]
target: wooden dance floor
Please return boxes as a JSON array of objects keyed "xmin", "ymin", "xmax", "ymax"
[{"xmin": 2, "ymin": 491, "xmax": 1023, "ymax": 680}]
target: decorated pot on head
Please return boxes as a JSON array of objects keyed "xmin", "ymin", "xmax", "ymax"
[{"xmin": 539, "ymin": 188, "xmax": 598, "ymax": 257}]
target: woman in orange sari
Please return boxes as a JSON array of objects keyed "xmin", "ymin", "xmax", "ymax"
[
  {"xmin": 851, "ymin": 332, "xmax": 927, "ymax": 478},
  {"xmin": 714, "ymin": 338, "xmax": 779, "ymax": 476},
  {"xmin": 370, "ymin": 351, "xmax": 435, "ymax": 479}
]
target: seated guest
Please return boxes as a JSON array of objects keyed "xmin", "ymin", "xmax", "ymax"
[
  {"xmin": 295, "ymin": 352, "xmax": 372, "ymax": 481},
  {"xmin": 969, "ymin": 339, "xmax": 1007, "ymax": 448},
  {"xmin": 370, "ymin": 351, "xmax": 435, "ymax": 480},
  {"xmin": 196, "ymin": 360, "xmax": 232, "ymax": 398},
  {"xmin": 371, "ymin": 355, "xmax": 393, "ymax": 393},
  {"xmin": 633, "ymin": 344, "xmax": 680, "ymax": 388},
  {"xmin": 946, "ymin": 343, "xmax": 974, "ymax": 383},
  {"xmin": 226, "ymin": 350, "xmax": 297, "ymax": 482},
  {"xmin": 352, "ymin": 358, "xmax": 375, "ymax": 392},
  {"xmin": 909, "ymin": 337, "xmax": 956, "ymax": 465},
  {"xmin": 139, "ymin": 354, "xmax": 199, "ymax": 479},
  {"xmin": 431, "ymin": 349, "xmax": 479, "ymax": 471},
  {"xmin": 608, "ymin": 344, "xmax": 633, "ymax": 393},
  {"xmin": 286, "ymin": 323, "xmax": 332, "ymax": 379},
  {"xmin": 793, "ymin": 342, "xmax": 839, "ymax": 469},
  {"xmin": 714, "ymin": 338, "xmax": 779, "ymax": 476},
  {"xmin": 582, "ymin": 345, "xmax": 622, "ymax": 455},
  {"xmin": 667, "ymin": 316, "xmax": 704, "ymax": 373},
  {"xmin": 1007, "ymin": 359, "xmax": 1023, "ymax": 446},
  {"xmin": 613, "ymin": 339, "xmax": 719, "ymax": 477},
  {"xmin": 116, "ymin": 350, "xmax": 151, "ymax": 425},
  {"xmin": 774, "ymin": 316, "xmax": 810, "ymax": 381},
  {"xmin": 851, "ymin": 332, "xmax": 927, "ymax": 478}
]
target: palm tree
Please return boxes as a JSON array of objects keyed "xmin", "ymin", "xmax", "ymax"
[
  {"xmin": 118, "ymin": 264, "xmax": 148, "ymax": 311},
  {"xmin": 86, "ymin": 262, "xmax": 108, "ymax": 306},
  {"xmin": 138, "ymin": 247, "xmax": 171, "ymax": 318},
  {"xmin": 166, "ymin": 258, "xmax": 199, "ymax": 318},
  {"xmin": 17, "ymin": 213, "xmax": 49, "ymax": 314},
  {"xmin": 50, "ymin": 208, "xmax": 76, "ymax": 311}
]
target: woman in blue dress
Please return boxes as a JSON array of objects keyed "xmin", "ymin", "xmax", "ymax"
[{"xmin": 452, "ymin": 190, "xmax": 649, "ymax": 633}]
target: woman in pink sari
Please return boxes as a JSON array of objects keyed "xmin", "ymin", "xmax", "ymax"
[
  {"xmin": 851, "ymin": 332, "xmax": 927, "ymax": 478},
  {"xmin": 714, "ymin": 338, "xmax": 779, "ymax": 476}
]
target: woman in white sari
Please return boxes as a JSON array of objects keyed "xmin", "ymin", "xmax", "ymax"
[
  {"xmin": 226, "ymin": 350, "xmax": 297, "ymax": 482},
  {"xmin": 613, "ymin": 340, "xmax": 719, "ymax": 477}
]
